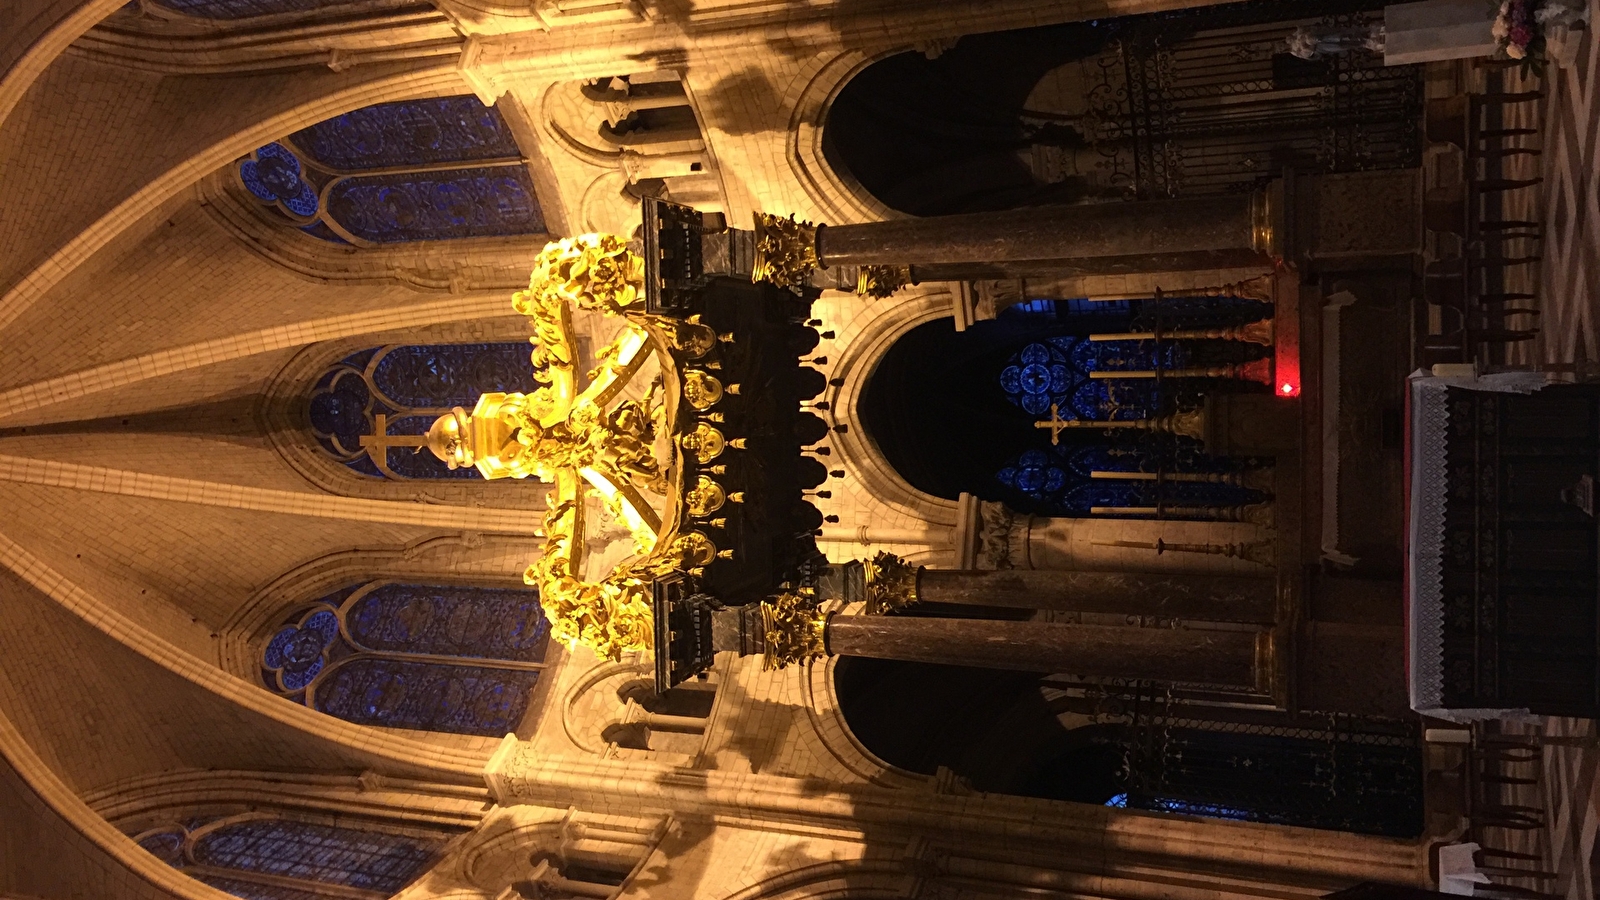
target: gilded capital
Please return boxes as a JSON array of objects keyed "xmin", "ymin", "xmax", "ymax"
[
  {"xmin": 760, "ymin": 593, "xmax": 828, "ymax": 670},
  {"xmin": 856, "ymin": 265, "xmax": 910, "ymax": 300},
  {"xmin": 751, "ymin": 212, "xmax": 820, "ymax": 290},
  {"xmin": 864, "ymin": 551, "xmax": 922, "ymax": 615}
]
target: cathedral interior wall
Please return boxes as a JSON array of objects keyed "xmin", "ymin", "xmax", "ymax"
[{"xmin": 0, "ymin": 0, "xmax": 1505, "ymax": 898}]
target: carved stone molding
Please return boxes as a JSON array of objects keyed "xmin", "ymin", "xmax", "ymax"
[{"xmin": 77, "ymin": 0, "xmax": 461, "ymax": 75}]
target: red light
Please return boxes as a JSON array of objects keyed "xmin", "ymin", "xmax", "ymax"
[{"xmin": 1281, "ymin": 383, "xmax": 1294, "ymax": 394}]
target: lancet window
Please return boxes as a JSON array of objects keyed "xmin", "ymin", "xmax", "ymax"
[
  {"xmin": 236, "ymin": 95, "xmax": 544, "ymax": 244},
  {"xmin": 260, "ymin": 581, "xmax": 551, "ymax": 736},
  {"xmin": 308, "ymin": 343, "xmax": 541, "ymax": 480},
  {"xmin": 132, "ymin": 815, "xmax": 446, "ymax": 900}
]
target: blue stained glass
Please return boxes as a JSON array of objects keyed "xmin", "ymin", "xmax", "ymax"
[
  {"xmin": 262, "ymin": 607, "xmax": 338, "ymax": 692},
  {"xmin": 1001, "ymin": 337, "xmax": 1185, "ymax": 423},
  {"xmin": 137, "ymin": 831, "xmax": 186, "ymax": 867},
  {"xmin": 307, "ymin": 369, "xmax": 372, "ymax": 457},
  {"xmin": 200, "ymin": 876, "xmax": 333, "ymax": 900},
  {"xmin": 369, "ymin": 344, "xmax": 538, "ymax": 409},
  {"xmin": 261, "ymin": 582, "xmax": 549, "ymax": 735},
  {"xmin": 238, "ymin": 143, "xmax": 318, "ymax": 218},
  {"xmin": 325, "ymin": 167, "xmax": 544, "ymax": 243},
  {"xmin": 312, "ymin": 658, "xmax": 540, "ymax": 736},
  {"xmin": 1105, "ymin": 793, "xmax": 1129, "ymax": 808},
  {"xmin": 347, "ymin": 584, "xmax": 548, "ymax": 661},
  {"xmin": 996, "ymin": 296, "xmax": 1269, "ymax": 332},
  {"xmin": 289, "ymin": 97, "xmax": 523, "ymax": 171},
  {"xmin": 191, "ymin": 819, "xmax": 440, "ymax": 893},
  {"xmin": 1145, "ymin": 797, "xmax": 1253, "ymax": 821},
  {"xmin": 308, "ymin": 343, "xmax": 537, "ymax": 480},
  {"xmin": 147, "ymin": 0, "xmax": 365, "ymax": 19},
  {"xmin": 993, "ymin": 443, "xmax": 1266, "ymax": 517}
]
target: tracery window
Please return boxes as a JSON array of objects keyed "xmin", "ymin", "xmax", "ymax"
[
  {"xmin": 261, "ymin": 581, "xmax": 551, "ymax": 736},
  {"xmin": 308, "ymin": 343, "xmax": 540, "ymax": 480},
  {"xmin": 132, "ymin": 815, "xmax": 446, "ymax": 900},
  {"xmin": 237, "ymin": 95, "xmax": 544, "ymax": 244}
]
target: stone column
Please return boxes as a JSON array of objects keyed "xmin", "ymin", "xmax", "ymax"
[
  {"xmin": 824, "ymin": 614, "xmax": 1261, "ymax": 688},
  {"xmin": 712, "ymin": 583, "xmax": 1265, "ymax": 690},
  {"xmin": 733, "ymin": 189, "xmax": 1279, "ymax": 295},
  {"xmin": 918, "ymin": 568, "xmax": 1275, "ymax": 624},
  {"xmin": 814, "ymin": 192, "xmax": 1276, "ymax": 270}
]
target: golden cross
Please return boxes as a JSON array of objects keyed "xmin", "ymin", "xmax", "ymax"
[{"xmin": 1033, "ymin": 403, "xmax": 1073, "ymax": 445}]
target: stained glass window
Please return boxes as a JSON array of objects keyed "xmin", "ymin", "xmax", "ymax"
[
  {"xmin": 291, "ymin": 97, "xmax": 524, "ymax": 170},
  {"xmin": 998, "ymin": 336, "xmax": 1178, "ymax": 421},
  {"xmin": 132, "ymin": 817, "xmax": 446, "ymax": 900},
  {"xmin": 236, "ymin": 95, "xmax": 544, "ymax": 244},
  {"xmin": 261, "ymin": 581, "xmax": 550, "ymax": 736},
  {"xmin": 146, "ymin": 0, "xmax": 367, "ymax": 20},
  {"xmin": 307, "ymin": 343, "xmax": 540, "ymax": 480},
  {"xmin": 992, "ymin": 440, "xmax": 1267, "ymax": 518},
  {"xmin": 991, "ymin": 294, "xmax": 1276, "ymax": 518}
]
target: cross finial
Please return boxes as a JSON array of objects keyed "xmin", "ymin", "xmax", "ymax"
[{"xmin": 1033, "ymin": 403, "xmax": 1072, "ymax": 445}]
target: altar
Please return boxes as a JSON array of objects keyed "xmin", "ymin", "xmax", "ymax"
[{"xmin": 1406, "ymin": 371, "xmax": 1600, "ymax": 720}]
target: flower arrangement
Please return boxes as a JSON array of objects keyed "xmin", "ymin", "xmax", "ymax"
[{"xmin": 1491, "ymin": 0, "xmax": 1541, "ymax": 60}]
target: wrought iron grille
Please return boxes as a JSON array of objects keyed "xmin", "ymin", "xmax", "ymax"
[
  {"xmin": 1117, "ymin": 690, "xmax": 1425, "ymax": 837},
  {"xmin": 1084, "ymin": 12, "xmax": 1423, "ymax": 199}
]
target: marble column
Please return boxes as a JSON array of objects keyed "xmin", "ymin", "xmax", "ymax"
[
  {"xmin": 816, "ymin": 191, "xmax": 1276, "ymax": 271},
  {"xmin": 917, "ymin": 568, "xmax": 1275, "ymax": 624},
  {"xmin": 824, "ymin": 615, "xmax": 1260, "ymax": 688}
]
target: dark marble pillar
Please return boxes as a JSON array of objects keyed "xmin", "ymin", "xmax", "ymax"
[
  {"xmin": 918, "ymin": 569, "xmax": 1275, "ymax": 624},
  {"xmin": 826, "ymin": 615, "xmax": 1260, "ymax": 688},
  {"xmin": 817, "ymin": 191, "xmax": 1275, "ymax": 271}
]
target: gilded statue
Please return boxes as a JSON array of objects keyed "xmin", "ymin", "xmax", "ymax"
[{"xmin": 425, "ymin": 392, "xmax": 665, "ymax": 494}]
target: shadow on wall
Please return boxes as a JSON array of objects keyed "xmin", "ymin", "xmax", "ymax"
[{"xmin": 696, "ymin": 68, "xmax": 784, "ymax": 137}]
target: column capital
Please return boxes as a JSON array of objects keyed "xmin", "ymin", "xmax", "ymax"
[
  {"xmin": 977, "ymin": 500, "xmax": 1032, "ymax": 570},
  {"xmin": 864, "ymin": 551, "xmax": 922, "ymax": 614},
  {"xmin": 759, "ymin": 593, "xmax": 828, "ymax": 670}
]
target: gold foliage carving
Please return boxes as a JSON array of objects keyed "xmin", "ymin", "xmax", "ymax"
[
  {"xmin": 864, "ymin": 551, "xmax": 921, "ymax": 615},
  {"xmin": 751, "ymin": 212, "xmax": 819, "ymax": 290},
  {"xmin": 856, "ymin": 265, "xmax": 910, "ymax": 299},
  {"xmin": 760, "ymin": 593, "xmax": 827, "ymax": 670}
]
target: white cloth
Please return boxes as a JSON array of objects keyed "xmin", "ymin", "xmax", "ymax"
[
  {"xmin": 1406, "ymin": 371, "xmax": 1550, "ymax": 722},
  {"xmin": 1438, "ymin": 842, "xmax": 1491, "ymax": 895}
]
